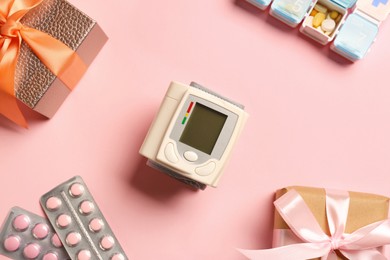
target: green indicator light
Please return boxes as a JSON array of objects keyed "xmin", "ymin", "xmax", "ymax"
[{"xmin": 182, "ymin": 117, "xmax": 187, "ymax": 124}]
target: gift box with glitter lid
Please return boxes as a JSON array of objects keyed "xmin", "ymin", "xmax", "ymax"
[
  {"xmin": 240, "ymin": 186, "xmax": 390, "ymax": 260},
  {"xmin": 0, "ymin": 0, "xmax": 107, "ymax": 126}
]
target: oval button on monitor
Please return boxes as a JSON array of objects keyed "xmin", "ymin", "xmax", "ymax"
[
  {"xmin": 184, "ymin": 151, "xmax": 198, "ymax": 162},
  {"xmin": 195, "ymin": 162, "xmax": 216, "ymax": 176},
  {"xmin": 164, "ymin": 143, "xmax": 179, "ymax": 163}
]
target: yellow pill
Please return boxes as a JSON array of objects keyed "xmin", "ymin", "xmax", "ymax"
[
  {"xmin": 330, "ymin": 10, "xmax": 339, "ymax": 19},
  {"xmin": 310, "ymin": 9, "xmax": 318, "ymax": 16},
  {"xmin": 313, "ymin": 12, "xmax": 326, "ymax": 28},
  {"xmin": 335, "ymin": 13, "xmax": 342, "ymax": 23}
]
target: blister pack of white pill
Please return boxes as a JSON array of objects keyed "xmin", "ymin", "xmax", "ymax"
[
  {"xmin": 40, "ymin": 176, "xmax": 128, "ymax": 260},
  {"xmin": 0, "ymin": 206, "xmax": 70, "ymax": 260}
]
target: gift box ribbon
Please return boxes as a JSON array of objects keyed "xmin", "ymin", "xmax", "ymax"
[
  {"xmin": 0, "ymin": 0, "xmax": 87, "ymax": 127},
  {"xmin": 239, "ymin": 189, "xmax": 390, "ymax": 259}
]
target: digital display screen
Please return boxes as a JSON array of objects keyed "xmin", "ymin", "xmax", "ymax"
[{"xmin": 179, "ymin": 103, "xmax": 227, "ymax": 155}]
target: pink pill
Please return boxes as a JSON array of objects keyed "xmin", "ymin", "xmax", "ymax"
[
  {"xmin": 51, "ymin": 234, "xmax": 63, "ymax": 248},
  {"xmin": 23, "ymin": 243, "xmax": 41, "ymax": 259},
  {"xmin": 111, "ymin": 253, "xmax": 125, "ymax": 260},
  {"xmin": 100, "ymin": 235, "xmax": 115, "ymax": 250},
  {"xmin": 42, "ymin": 252, "xmax": 58, "ymax": 260},
  {"xmin": 69, "ymin": 183, "xmax": 85, "ymax": 197},
  {"xmin": 89, "ymin": 218, "xmax": 104, "ymax": 232},
  {"xmin": 77, "ymin": 249, "xmax": 92, "ymax": 260},
  {"xmin": 32, "ymin": 223, "xmax": 49, "ymax": 239},
  {"xmin": 79, "ymin": 200, "xmax": 94, "ymax": 215},
  {"xmin": 57, "ymin": 214, "xmax": 72, "ymax": 228},
  {"xmin": 66, "ymin": 232, "xmax": 81, "ymax": 247},
  {"xmin": 3, "ymin": 235, "xmax": 20, "ymax": 252},
  {"xmin": 13, "ymin": 214, "xmax": 30, "ymax": 231},
  {"xmin": 46, "ymin": 197, "xmax": 62, "ymax": 211}
]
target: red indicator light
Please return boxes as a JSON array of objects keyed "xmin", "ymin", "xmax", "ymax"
[{"xmin": 187, "ymin": 102, "xmax": 194, "ymax": 113}]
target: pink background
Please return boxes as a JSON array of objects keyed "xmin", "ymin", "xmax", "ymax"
[{"xmin": 1, "ymin": 0, "xmax": 390, "ymax": 259}]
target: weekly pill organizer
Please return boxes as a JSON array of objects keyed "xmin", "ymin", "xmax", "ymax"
[
  {"xmin": 139, "ymin": 81, "xmax": 248, "ymax": 190},
  {"xmin": 247, "ymin": 0, "xmax": 390, "ymax": 61}
]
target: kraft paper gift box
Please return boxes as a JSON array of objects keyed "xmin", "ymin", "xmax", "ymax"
[
  {"xmin": 1, "ymin": 0, "xmax": 107, "ymax": 125},
  {"xmin": 273, "ymin": 186, "xmax": 390, "ymax": 260},
  {"xmin": 239, "ymin": 186, "xmax": 390, "ymax": 259}
]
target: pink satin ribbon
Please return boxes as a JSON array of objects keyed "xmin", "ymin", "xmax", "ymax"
[
  {"xmin": 1, "ymin": 0, "xmax": 86, "ymax": 127},
  {"xmin": 239, "ymin": 189, "xmax": 390, "ymax": 260}
]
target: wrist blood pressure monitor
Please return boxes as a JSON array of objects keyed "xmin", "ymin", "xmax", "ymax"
[{"xmin": 139, "ymin": 82, "xmax": 248, "ymax": 190}]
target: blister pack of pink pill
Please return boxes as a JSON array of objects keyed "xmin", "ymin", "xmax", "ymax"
[
  {"xmin": 0, "ymin": 206, "xmax": 70, "ymax": 260},
  {"xmin": 40, "ymin": 176, "xmax": 128, "ymax": 260}
]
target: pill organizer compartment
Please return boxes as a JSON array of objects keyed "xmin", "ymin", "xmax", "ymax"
[
  {"xmin": 331, "ymin": 12, "xmax": 378, "ymax": 60},
  {"xmin": 300, "ymin": 0, "xmax": 356, "ymax": 44},
  {"xmin": 270, "ymin": 0, "xmax": 314, "ymax": 27},
  {"xmin": 331, "ymin": 0, "xmax": 389, "ymax": 60},
  {"xmin": 247, "ymin": 0, "xmax": 273, "ymax": 10}
]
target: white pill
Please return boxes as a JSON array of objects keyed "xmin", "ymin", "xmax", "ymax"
[
  {"xmin": 314, "ymin": 3, "xmax": 327, "ymax": 13},
  {"xmin": 321, "ymin": 19, "xmax": 336, "ymax": 32},
  {"xmin": 304, "ymin": 16, "xmax": 314, "ymax": 26}
]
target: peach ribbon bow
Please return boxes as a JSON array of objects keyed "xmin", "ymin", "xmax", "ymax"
[
  {"xmin": 239, "ymin": 189, "xmax": 390, "ymax": 260},
  {"xmin": 0, "ymin": 0, "xmax": 86, "ymax": 127}
]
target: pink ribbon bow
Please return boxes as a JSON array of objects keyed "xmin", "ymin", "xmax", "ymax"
[{"xmin": 239, "ymin": 189, "xmax": 390, "ymax": 260}]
